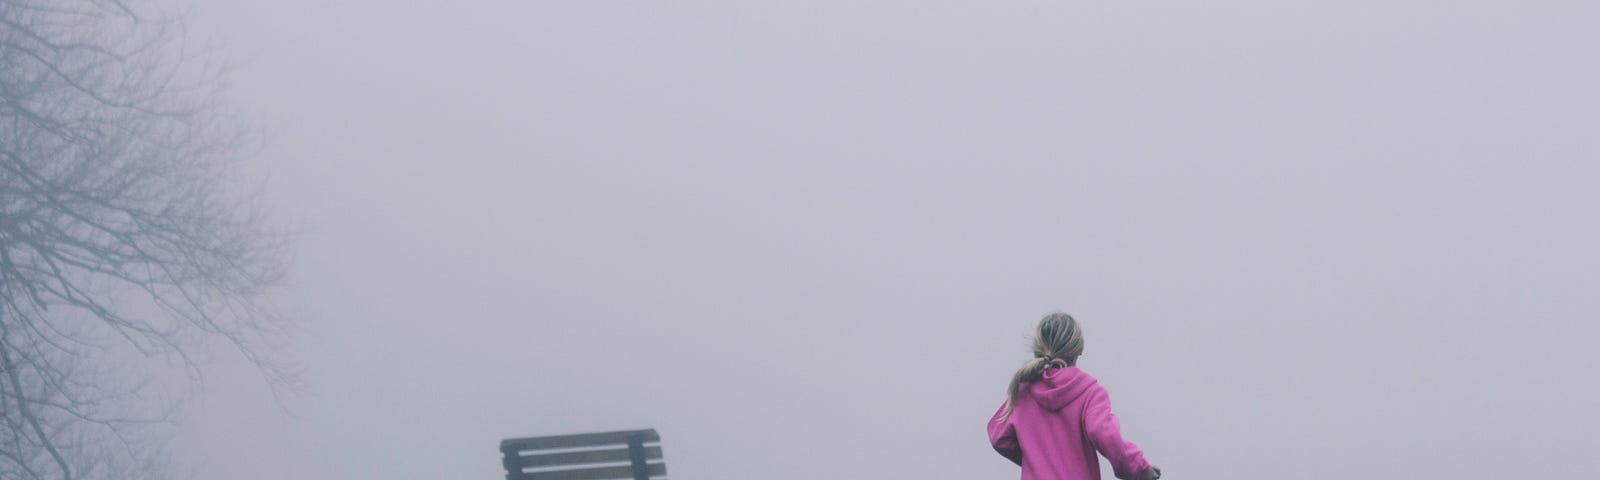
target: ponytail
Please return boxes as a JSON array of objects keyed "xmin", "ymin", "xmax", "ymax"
[{"xmin": 998, "ymin": 312, "xmax": 1084, "ymax": 420}]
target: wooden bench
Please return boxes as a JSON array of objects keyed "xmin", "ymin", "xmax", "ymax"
[{"xmin": 500, "ymin": 429, "xmax": 667, "ymax": 480}]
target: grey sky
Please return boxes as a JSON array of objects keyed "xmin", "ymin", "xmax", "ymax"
[{"xmin": 178, "ymin": 1, "xmax": 1598, "ymax": 478}]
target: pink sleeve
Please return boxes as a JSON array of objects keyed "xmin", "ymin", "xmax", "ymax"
[
  {"xmin": 1083, "ymin": 386, "xmax": 1152, "ymax": 480},
  {"xmin": 988, "ymin": 404, "xmax": 1023, "ymax": 466}
]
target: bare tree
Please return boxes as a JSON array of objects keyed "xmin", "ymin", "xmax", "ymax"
[{"xmin": 0, "ymin": 1, "xmax": 289, "ymax": 479}]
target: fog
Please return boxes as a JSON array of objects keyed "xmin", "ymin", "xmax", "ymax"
[{"xmin": 178, "ymin": 1, "xmax": 1598, "ymax": 478}]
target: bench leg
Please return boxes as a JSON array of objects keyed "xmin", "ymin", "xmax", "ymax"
[{"xmin": 628, "ymin": 434, "xmax": 650, "ymax": 480}]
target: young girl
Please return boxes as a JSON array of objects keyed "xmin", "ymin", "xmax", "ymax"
[{"xmin": 989, "ymin": 312, "xmax": 1162, "ymax": 480}]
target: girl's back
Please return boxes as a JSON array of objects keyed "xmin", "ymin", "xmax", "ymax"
[{"xmin": 989, "ymin": 366, "xmax": 1151, "ymax": 480}]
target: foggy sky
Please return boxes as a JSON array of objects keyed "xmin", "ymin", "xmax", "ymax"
[{"xmin": 179, "ymin": 1, "xmax": 1598, "ymax": 479}]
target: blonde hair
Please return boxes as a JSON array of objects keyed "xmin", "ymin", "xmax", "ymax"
[{"xmin": 1000, "ymin": 311, "xmax": 1085, "ymax": 419}]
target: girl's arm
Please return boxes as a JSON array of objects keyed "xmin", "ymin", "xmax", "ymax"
[
  {"xmin": 1083, "ymin": 386, "xmax": 1154, "ymax": 480},
  {"xmin": 987, "ymin": 404, "xmax": 1023, "ymax": 466}
]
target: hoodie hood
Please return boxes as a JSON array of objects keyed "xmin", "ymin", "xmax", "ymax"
[{"xmin": 1027, "ymin": 366, "xmax": 1099, "ymax": 412}]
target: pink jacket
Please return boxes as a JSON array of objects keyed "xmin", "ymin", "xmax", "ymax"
[{"xmin": 988, "ymin": 366, "xmax": 1153, "ymax": 480}]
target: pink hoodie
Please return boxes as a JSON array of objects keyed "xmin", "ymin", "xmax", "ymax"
[{"xmin": 988, "ymin": 366, "xmax": 1153, "ymax": 480}]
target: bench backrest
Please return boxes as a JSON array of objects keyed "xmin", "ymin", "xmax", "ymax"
[{"xmin": 500, "ymin": 429, "xmax": 666, "ymax": 480}]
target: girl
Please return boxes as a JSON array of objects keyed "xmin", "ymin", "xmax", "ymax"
[{"xmin": 989, "ymin": 312, "xmax": 1162, "ymax": 480}]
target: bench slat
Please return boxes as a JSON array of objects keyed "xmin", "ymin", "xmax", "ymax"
[
  {"xmin": 512, "ymin": 446, "xmax": 663, "ymax": 469},
  {"xmin": 518, "ymin": 463, "xmax": 666, "ymax": 480},
  {"xmin": 501, "ymin": 429, "xmax": 659, "ymax": 452}
]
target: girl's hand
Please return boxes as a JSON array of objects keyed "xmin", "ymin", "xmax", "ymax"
[{"xmin": 1139, "ymin": 466, "xmax": 1162, "ymax": 480}]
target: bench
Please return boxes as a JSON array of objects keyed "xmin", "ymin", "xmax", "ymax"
[{"xmin": 500, "ymin": 429, "xmax": 667, "ymax": 480}]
